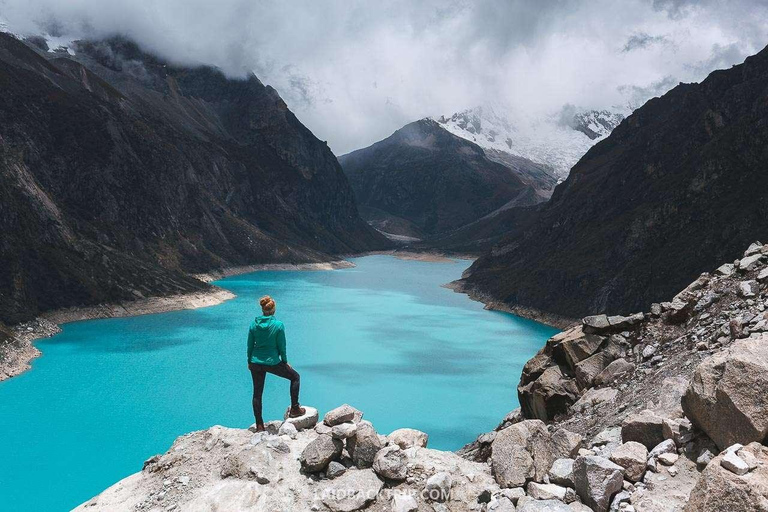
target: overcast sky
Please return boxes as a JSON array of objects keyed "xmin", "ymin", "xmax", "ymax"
[{"xmin": 2, "ymin": 0, "xmax": 767, "ymax": 154}]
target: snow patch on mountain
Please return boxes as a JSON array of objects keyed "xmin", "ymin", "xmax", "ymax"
[{"xmin": 436, "ymin": 104, "xmax": 626, "ymax": 179}]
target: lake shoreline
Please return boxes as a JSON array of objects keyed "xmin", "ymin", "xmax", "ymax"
[
  {"xmin": 445, "ymin": 279, "xmax": 576, "ymax": 330},
  {"xmin": 0, "ymin": 259, "xmax": 356, "ymax": 383},
  {"xmin": 1, "ymin": 251, "xmax": 565, "ymax": 383}
]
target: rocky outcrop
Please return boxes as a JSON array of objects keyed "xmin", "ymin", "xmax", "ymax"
[
  {"xmin": 686, "ymin": 442, "xmax": 768, "ymax": 512},
  {"xmin": 75, "ymin": 407, "xmax": 504, "ymax": 512},
  {"xmin": 0, "ymin": 33, "xmax": 387, "ymax": 326},
  {"xmin": 459, "ymin": 43, "xmax": 768, "ymax": 320},
  {"xmin": 458, "ymin": 241, "xmax": 768, "ymax": 511},
  {"xmin": 682, "ymin": 333, "xmax": 768, "ymax": 450}
]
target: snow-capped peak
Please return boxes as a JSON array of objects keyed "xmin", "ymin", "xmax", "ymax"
[{"xmin": 435, "ymin": 104, "xmax": 626, "ymax": 179}]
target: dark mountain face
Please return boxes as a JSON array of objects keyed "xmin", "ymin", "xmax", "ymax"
[
  {"xmin": 460, "ymin": 46, "xmax": 768, "ymax": 320},
  {"xmin": 338, "ymin": 119, "xmax": 553, "ymax": 239},
  {"xmin": 0, "ymin": 34, "xmax": 387, "ymax": 324}
]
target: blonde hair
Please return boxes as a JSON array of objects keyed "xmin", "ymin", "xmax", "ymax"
[{"xmin": 259, "ymin": 295, "xmax": 276, "ymax": 315}]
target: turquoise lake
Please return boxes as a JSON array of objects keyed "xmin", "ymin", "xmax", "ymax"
[{"xmin": 0, "ymin": 255, "xmax": 557, "ymax": 511}]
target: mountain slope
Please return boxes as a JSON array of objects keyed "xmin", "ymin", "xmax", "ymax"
[
  {"xmin": 0, "ymin": 34, "xmax": 387, "ymax": 324},
  {"xmin": 458, "ymin": 46, "xmax": 768, "ymax": 321},
  {"xmin": 437, "ymin": 105, "xmax": 624, "ymax": 179},
  {"xmin": 338, "ymin": 119, "xmax": 554, "ymax": 239}
]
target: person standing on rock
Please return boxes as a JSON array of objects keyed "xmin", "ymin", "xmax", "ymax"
[{"xmin": 247, "ymin": 295, "xmax": 305, "ymax": 432}]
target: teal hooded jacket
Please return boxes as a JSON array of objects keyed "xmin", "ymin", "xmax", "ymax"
[{"xmin": 247, "ymin": 315, "xmax": 287, "ymax": 365}]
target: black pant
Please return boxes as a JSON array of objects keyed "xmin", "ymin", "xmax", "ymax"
[{"xmin": 249, "ymin": 362, "xmax": 300, "ymax": 425}]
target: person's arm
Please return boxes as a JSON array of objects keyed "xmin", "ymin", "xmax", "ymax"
[
  {"xmin": 247, "ymin": 328, "xmax": 254, "ymax": 363},
  {"xmin": 277, "ymin": 324, "xmax": 288, "ymax": 364}
]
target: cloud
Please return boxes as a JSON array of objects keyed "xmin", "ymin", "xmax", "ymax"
[
  {"xmin": 1, "ymin": 0, "xmax": 767, "ymax": 154},
  {"xmin": 623, "ymin": 33, "xmax": 669, "ymax": 52}
]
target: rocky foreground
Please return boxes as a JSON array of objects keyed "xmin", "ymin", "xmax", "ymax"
[{"xmin": 77, "ymin": 243, "xmax": 768, "ymax": 511}]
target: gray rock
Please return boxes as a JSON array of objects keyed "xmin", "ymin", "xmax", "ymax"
[
  {"xmin": 526, "ymin": 481, "xmax": 570, "ymax": 501},
  {"xmin": 326, "ymin": 461, "xmax": 346, "ymax": 479},
  {"xmin": 300, "ymin": 434, "xmax": 343, "ymax": 472},
  {"xmin": 648, "ymin": 439, "xmax": 677, "ymax": 460},
  {"xmin": 593, "ymin": 358, "xmax": 635, "ymax": 387},
  {"xmin": 346, "ymin": 422, "xmax": 383, "ymax": 469},
  {"xmin": 609, "ymin": 442, "xmax": 647, "ymax": 482},
  {"xmin": 423, "ymin": 472, "xmax": 452, "ymax": 503},
  {"xmin": 572, "ymin": 456, "xmax": 624, "ymax": 512},
  {"xmin": 320, "ymin": 468, "xmax": 384, "ymax": 512},
  {"xmin": 745, "ymin": 242, "xmax": 765, "ymax": 257},
  {"xmin": 518, "ymin": 365, "xmax": 580, "ymax": 422},
  {"xmin": 682, "ymin": 334, "xmax": 768, "ymax": 450},
  {"xmin": 315, "ymin": 423, "xmax": 332, "ymax": 435},
  {"xmin": 575, "ymin": 351, "xmax": 614, "ymax": 389},
  {"xmin": 278, "ymin": 421, "xmax": 298, "ymax": 439},
  {"xmin": 388, "ymin": 428, "xmax": 428, "ymax": 449},
  {"xmin": 686, "ymin": 442, "xmax": 768, "ymax": 512},
  {"xmin": 283, "ymin": 406, "xmax": 319, "ymax": 430},
  {"xmin": 548, "ymin": 458, "xmax": 575, "ymax": 488},
  {"xmin": 716, "ymin": 263, "xmax": 735, "ymax": 276},
  {"xmin": 758, "ymin": 267, "xmax": 768, "ymax": 283},
  {"xmin": 583, "ymin": 314, "xmax": 611, "ymax": 332},
  {"xmin": 551, "ymin": 428, "xmax": 583, "ymax": 459},
  {"xmin": 621, "ymin": 410, "xmax": 665, "ymax": 449},
  {"xmin": 657, "ymin": 452, "xmax": 679, "ymax": 466},
  {"xmin": 491, "ymin": 420, "xmax": 554, "ymax": 488},
  {"xmin": 739, "ymin": 254, "xmax": 764, "ymax": 272},
  {"xmin": 372, "ymin": 445, "xmax": 407, "ymax": 481},
  {"xmin": 331, "ymin": 422, "xmax": 357, "ymax": 440},
  {"xmin": 739, "ymin": 280, "xmax": 760, "ymax": 298},
  {"xmin": 662, "ymin": 417, "xmax": 694, "ymax": 446},
  {"xmin": 641, "ymin": 345, "xmax": 656, "ymax": 360},
  {"xmin": 721, "ymin": 450, "xmax": 749, "ymax": 475},
  {"xmin": 592, "ymin": 427, "xmax": 622, "ymax": 447},
  {"xmin": 500, "ymin": 487, "xmax": 526, "ymax": 504},
  {"xmin": 390, "ymin": 493, "xmax": 418, "ymax": 512},
  {"xmin": 324, "ymin": 404, "xmax": 359, "ymax": 426},
  {"xmin": 487, "ymin": 496, "xmax": 516, "ymax": 512},
  {"xmin": 696, "ymin": 449, "xmax": 714, "ymax": 470},
  {"xmin": 518, "ymin": 500, "xmax": 572, "ymax": 512}
]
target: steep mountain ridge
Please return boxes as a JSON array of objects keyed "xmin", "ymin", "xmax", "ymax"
[
  {"xmin": 437, "ymin": 105, "xmax": 625, "ymax": 180},
  {"xmin": 339, "ymin": 119, "xmax": 553, "ymax": 239},
  {"xmin": 458, "ymin": 45, "xmax": 768, "ymax": 321},
  {"xmin": 0, "ymin": 33, "xmax": 387, "ymax": 324}
]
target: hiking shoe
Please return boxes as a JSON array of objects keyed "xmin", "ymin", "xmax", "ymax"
[
  {"xmin": 255, "ymin": 423, "xmax": 266, "ymax": 432},
  {"xmin": 288, "ymin": 405, "xmax": 306, "ymax": 418}
]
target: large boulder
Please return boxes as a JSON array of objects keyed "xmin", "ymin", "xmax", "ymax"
[
  {"xmin": 685, "ymin": 442, "xmax": 768, "ymax": 512},
  {"xmin": 491, "ymin": 420, "xmax": 553, "ymax": 488},
  {"xmin": 372, "ymin": 445, "xmax": 407, "ymax": 481},
  {"xmin": 621, "ymin": 409, "xmax": 665, "ymax": 449},
  {"xmin": 388, "ymin": 428, "xmax": 428, "ymax": 449},
  {"xmin": 346, "ymin": 422, "xmax": 383, "ymax": 469},
  {"xmin": 518, "ymin": 365, "xmax": 579, "ymax": 421},
  {"xmin": 319, "ymin": 469, "xmax": 384, "ymax": 512},
  {"xmin": 324, "ymin": 404, "xmax": 359, "ymax": 426},
  {"xmin": 550, "ymin": 325, "xmax": 604, "ymax": 368},
  {"xmin": 572, "ymin": 456, "xmax": 624, "ymax": 512},
  {"xmin": 682, "ymin": 334, "xmax": 768, "ymax": 450},
  {"xmin": 550, "ymin": 428, "xmax": 583, "ymax": 459},
  {"xmin": 574, "ymin": 351, "xmax": 614, "ymax": 389},
  {"xmin": 548, "ymin": 458, "xmax": 575, "ymax": 488},
  {"xmin": 593, "ymin": 358, "xmax": 634, "ymax": 387},
  {"xmin": 300, "ymin": 434, "xmax": 343, "ymax": 472},
  {"xmin": 608, "ymin": 441, "xmax": 647, "ymax": 482}
]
